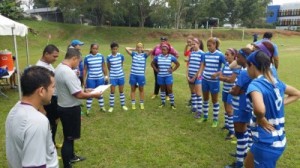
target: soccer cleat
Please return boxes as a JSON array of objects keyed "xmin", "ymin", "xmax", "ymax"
[
  {"xmin": 221, "ymin": 126, "xmax": 229, "ymax": 131},
  {"xmin": 166, "ymin": 96, "xmax": 170, "ymax": 101},
  {"xmin": 100, "ymin": 107, "xmax": 106, "ymax": 112},
  {"xmin": 212, "ymin": 120, "xmax": 219, "ymax": 128},
  {"xmin": 57, "ymin": 155, "xmax": 62, "ymax": 160},
  {"xmin": 108, "ymin": 107, "xmax": 114, "ymax": 113},
  {"xmin": 225, "ymin": 133, "xmax": 235, "ymax": 140},
  {"xmin": 86, "ymin": 110, "xmax": 90, "ymax": 116},
  {"xmin": 224, "ymin": 162, "xmax": 243, "ymax": 168},
  {"xmin": 122, "ymin": 106, "xmax": 128, "ymax": 111},
  {"xmin": 197, "ymin": 118, "xmax": 208, "ymax": 123},
  {"xmin": 231, "ymin": 140, "xmax": 237, "ymax": 144},
  {"xmin": 55, "ymin": 143, "xmax": 62, "ymax": 149},
  {"xmin": 159, "ymin": 103, "xmax": 165, "ymax": 108},
  {"xmin": 70, "ymin": 155, "xmax": 86, "ymax": 163},
  {"xmin": 132, "ymin": 104, "xmax": 136, "ymax": 110},
  {"xmin": 140, "ymin": 103, "xmax": 145, "ymax": 110},
  {"xmin": 151, "ymin": 94, "xmax": 157, "ymax": 99},
  {"xmin": 171, "ymin": 104, "xmax": 176, "ymax": 110},
  {"xmin": 191, "ymin": 108, "xmax": 197, "ymax": 113},
  {"xmin": 194, "ymin": 112, "xmax": 202, "ymax": 119}
]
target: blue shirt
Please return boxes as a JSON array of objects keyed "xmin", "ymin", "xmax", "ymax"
[
  {"xmin": 153, "ymin": 54, "xmax": 177, "ymax": 77},
  {"xmin": 231, "ymin": 69, "xmax": 252, "ymax": 112},
  {"xmin": 84, "ymin": 53, "xmax": 105, "ymax": 79},
  {"xmin": 222, "ymin": 63, "xmax": 239, "ymax": 93},
  {"xmin": 202, "ymin": 50, "xmax": 226, "ymax": 81},
  {"xmin": 247, "ymin": 76, "xmax": 286, "ymax": 148},
  {"xmin": 130, "ymin": 52, "xmax": 148, "ymax": 76},
  {"xmin": 107, "ymin": 53, "xmax": 125, "ymax": 79},
  {"xmin": 188, "ymin": 50, "xmax": 204, "ymax": 78},
  {"xmin": 255, "ymin": 38, "xmax": 279, "ymax": 57}
]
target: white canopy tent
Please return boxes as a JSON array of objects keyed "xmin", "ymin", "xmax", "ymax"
[{"xmin": 0, "ymin": 14, "xmax": 29, "ymax": 99}]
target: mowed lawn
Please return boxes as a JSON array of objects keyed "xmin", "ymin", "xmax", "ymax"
[{"xmin": 0, "ymin": 26, "xmax": 300, "ymax": 167}]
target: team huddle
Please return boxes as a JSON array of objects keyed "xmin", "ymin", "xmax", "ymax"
[{"xmin": 5, "ymin": 32, "xmax": 300, "ymax": 168}]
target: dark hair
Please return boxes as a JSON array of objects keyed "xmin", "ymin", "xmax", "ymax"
[
  {"xmin": 261, "ymin": 41, "xmax": 274, "ymax": 62},
  {"xmin": 227, "ymin": 48, "xmax": 238, "ymax": 59},
  {"xmin": 43, "ymin": 44, "xmax": 59, "ymax": 56},
  {"xmin": 263, "ymin": 32, "xmax": 273, "ymax": 39},
  {"xmin": 21, "ymin": 66, "xmax": 54, "ymax": 96},
  {"xmin": 247, "ymin": 51, "xmax": 271, "ymax": 79},
  {"xmin": 110, "ymin": 42, "xmax": 119, "ymax": 49},
  {"xmin": 90, "ymin": 43, "xmax": 98, "ymax": 54},
  {"xmin": 65, "ymin": 48, "xmax": 81, "ymax": 59}
]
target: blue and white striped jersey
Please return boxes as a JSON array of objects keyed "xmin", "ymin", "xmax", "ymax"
[
  {"xmin": 130, "ymin": 52, "xmax": 148, "ymax": 76},
  {"xmin": 84, "ymin": 53, "xmax": 105, "ymax": 79},
  {"xmin": 153, "ymin": 54, "xmax": 177, "ymax": 77},
  {"xmin": 188, "ymin": 50, "xmax": 204, "ymax": 78},
  {"xmin": 107, "ymin": 53, "xmax": 124, "ymax": 79},
  {"xmin": 202, "ymin": 50, "xmax": 226, "ymax": 81},
  {"xmin": 247, "ymin": 76, "xmax": 286, "ymax": 148},
  {"xmin": 222, "ymin": 63, "xmax": 240, "ymax": 93}
]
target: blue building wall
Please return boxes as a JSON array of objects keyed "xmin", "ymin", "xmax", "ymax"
[{"xmin": 267, "ymin": 5, "xmax": 280, "ymax": 24}]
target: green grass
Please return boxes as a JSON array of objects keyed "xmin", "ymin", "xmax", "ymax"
[{"xmin": 1, "ymin": 21, "xmax": 300, "ymax": 168}]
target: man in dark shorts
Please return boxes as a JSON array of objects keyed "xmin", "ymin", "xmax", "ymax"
[{"xmin": 55, "ymin": 48, "xmax": 102, "ymax": 168}]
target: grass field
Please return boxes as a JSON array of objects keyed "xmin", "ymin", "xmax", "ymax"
[{"xmin": 1, "ymin": 21, "xmax": 300, "ymax": 168}]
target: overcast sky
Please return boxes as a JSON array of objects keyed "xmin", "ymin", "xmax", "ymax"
[{"xmin": 272, "ymin": 0, "xmax": 300, "ymax": 5}]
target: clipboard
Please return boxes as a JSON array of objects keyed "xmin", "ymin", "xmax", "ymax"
[{"xmin": 91, "ymin": 84, "xmax": 111, "ymax": 94}]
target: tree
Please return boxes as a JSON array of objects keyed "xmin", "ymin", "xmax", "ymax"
[
  {"xmin": 149, "ymin": 2, "xmax": 172, "ymax": 28},
  {"xmin": 0, "ymin": 0, "xmax": 23, "ymax": 19},
  {"xmin": 33, "ymin": 0, "xmax": 49, "ymax": 8},
  {"xmin": 133, "ymin": 0, "xmax": 152, "ymax": 27},
  {"xmin": 168, "ymin": 0, "xmax": 191, "ymax": 29}
]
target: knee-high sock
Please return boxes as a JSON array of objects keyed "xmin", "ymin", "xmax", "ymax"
[
  {"xmin": 228, "ymin": 115, "xmax": 234, "ymax": 134},
  {"xmin": 196, "ymin": 96, "xmax": 202, "ymax": 114},
  {"xmin": 109, "ymin": 93, "xmax": 115, "ymax": 107},
  {"xmin": 213, "ymin": 103, "xmax": 220, "ymax": 121},
  {"xmin": 86, "ymin": 98, "xmax": 93, "ymax": 110},
  {"xmin": 120, "ymin": 92, "xmax": 125, "ymax": 106},
  {"xmin": 160, "ymin": 92, "xmax": 166, "ymax": 104},
  {"xmin": 225, "ymin": 113, "xmax": 228, "ymax": 128},
  {"xmin": 235, "ymin": 131, "xmax": 249, "ymax": 167},
  {"xmin": 169, "ymin": 93, "xmax": 175, "ymax": 105},
  {"xmin": 191, "ymin": 93, "xmax": 197, "ymax": 110},
  {"xmin": 203, "ymin": 101, "xmax": 209, "ymax": 119},
  {"xmin": 247, "ymin": 125, "xmax": 253, "ymax": 148},
  {"xmin": 98, "ymin": 96, "xmax": 104, "ymax": 107}
]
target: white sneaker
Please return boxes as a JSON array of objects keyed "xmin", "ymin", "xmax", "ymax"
[
  {"xmin": 108, "ymin": 107, "xmax": 114, "ymax": 113},
  {"xmin": 100, "ymin": 107, "xmax": 106, "ymax": 112},
  {"xmin": 122, "ymin": 106, "xmax": 128, "ymax": 111}
]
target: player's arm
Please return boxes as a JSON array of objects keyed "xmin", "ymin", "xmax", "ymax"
[
  {"xmin": 83, "ymin": 64, "xmax": 88, "ymax": 88},
  {"xmin": 151, "ymin": 58, "xmax": 159, "ymax": 72},
  {"xmin": 284, "ymin": 85, "xmax": 300, "ymax": 105},
  {"xmin": 273, "ymin": 57, "xmax": 279, "ymax": 69},
  {"xmin": 219, "ymin": 73, "xmax": 238, "ymax": 83},
  {"xmin": 229, "ymin": 85, "xmax": 244, "ymax": 96},
  {"xmin": 171, "ymin": 59, "xmax": 180, "ymax": 72},
  {"xmin": 125, "ymin": 47, "xmax": 134, "ymax": 55}
]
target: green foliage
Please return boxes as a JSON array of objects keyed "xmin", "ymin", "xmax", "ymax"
[
  {"xmin": 0, "ymin": 0, "xmax": 23, "ymax": 20},
  {"xmin": 33, "ymin": 0, "xmax": 49, "ymax": 8}
]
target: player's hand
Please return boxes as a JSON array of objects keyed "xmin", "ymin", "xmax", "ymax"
[
  {"xmin": 168, "ymin": 68, "xmax": 173, "ymax": 73},
  {"xmin": 211, "ymin": 73, "xmax": 218, "ymax": 79},
  {"xmin": 188, "ymin": 76, "xmax": 196, "ymax": 83},
  {"xmin": 257, "ymin": 117, "xmax": 275, "ymax": 133}
]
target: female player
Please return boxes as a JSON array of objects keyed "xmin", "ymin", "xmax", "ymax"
[
  {"xmin": 125, "ymin": 43, "xmax": 151, "ymax": 110},
  {"xmin": 151, "ymin": 42, "xmax": 180, "ymax": 109},
  {"xmin": 245, "ymin": 51, "xmax": 300, "ymax": 168},
  {"xmin": 83, "ymin": 44, "xmax": 108, "ymax": 115}
]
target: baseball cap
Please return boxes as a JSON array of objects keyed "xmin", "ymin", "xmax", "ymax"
[
  {"xmin": 160, "ymin": 36, "xmax": 168, "ymax": 41},
  {"xmin": 71, "ymin": 39, "xmax": 84, "ymax": 46}
]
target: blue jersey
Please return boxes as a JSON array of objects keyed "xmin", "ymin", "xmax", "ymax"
[
  {"xmin": 130, "ymin": 52, "xmax": 148, "ymax": 76},
  {"xmin": 231, "ymin": 69, "xmax": 252, "ymax": 112},
  {"xmin": 153, "ymin": 54, "xmax": 177, "ymax": 77},
  {"xmin": 188, "ymin": 50, "xmax": 204, "ymax": 78},
  {"xmin": 255, "ymin": 39, "xmax": 279, "ymax": 57},
  {"xmin": 247, "ymin": 76, "xmax": 286, "ymax": 148},
  {"xmin": 202, "ymin": 50, "xmax": 226, "ymax": 81},
  {"xmin": 84, "ymin": 53, "xmax": 105, "ymax": 79},
  {"xmin": 221, "ymin": 62, "xmax": 239, "ymax": 93},
  {"xmin": 107, "ymin": 53, "xmax": 125, "ymax": 79}
]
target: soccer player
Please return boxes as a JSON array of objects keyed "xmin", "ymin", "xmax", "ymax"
[
  {"xmin": 68, "ymin": 39, "xmax": 85, "ymax": 85},
  {"xmin": 186, "ymin": 38, "xmax": 205, "ymax": 118},
  {"xmin": 212, "ymin": 48, "xmax": 239, "ymax": 140},
  {"xmin": 125, "ymin": 43, "xmax": 151, "ymax": 110},
  {"xmin": 6, "ymin": 66, "xmax": 58, "ymax": 168},
  {"xmin": 151, "ymin": 42, "xmax": 180, "ymax": 109},
  {"xmin": 226, "ymin": 48, "xmax": 253, "ymax": 168},
  {"xmin": 245, "ymin": 51, "xmax": 300, "ymax": 168},
  {"xmin": 83, "ymin": 43, "xmax": 108, "ymax": 115},
  {"xmin": 55, "ymin": 48, "xmax": 102, "ymax": 168},
  {"xmin": 36, "ymin": 44, "xmax": 61, "ymax": 148},
  {"xmin": 107, "ymin": 42, "xmax": 128, "ymax": 112},
  {"xmin": 197, "ymin": 37, "xmax": 226, "ymax": 127}
]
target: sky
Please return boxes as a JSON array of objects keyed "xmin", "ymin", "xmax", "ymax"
[{"xmin": 272, "ymin": 0, "xmax": 300, "ymax": 5}]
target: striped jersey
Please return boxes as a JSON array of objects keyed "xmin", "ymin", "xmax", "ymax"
[
  {"xmin": 84, "ymin": 53, "xmax": 105, "ymax": 79},
  {"xmin": 221, "ymin": 62, "xmax": 240, "ymax": 93},
  {"xmin": 231, "ymin": 69, "xmax": 252, "ymax": 112},
  {"xmin": 203, "ymin": 50, "xmax": 226, "ymax": 81},
  {"xmin": 188, "ymin": 50, "xmax": 204, "ymax": 78},
  {"xmin": 153, "ymin": 54, "xmax": 177, "ymax": 77},
  {"xmin": 130, "ymin": 51, "xmax": 148, "ymax": 76},
  {"xmin": 107, "ymin": 53, "xmax": 124, "ymax": 79},
  {"xmin": 247, "ymin": 76, "xmax": 286, "ymax": 148}
]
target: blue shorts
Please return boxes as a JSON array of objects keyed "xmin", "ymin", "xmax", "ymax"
[
  {"xmin": 222, "ymin": 91, "xmax": 232, "ymax": 104},
  {"xmin": 86, "ymin": 78, "xmax": 105, "ymax": 89},
  {"xmin": 110, "ymin": 78, "xmax": 125, "ymax": 86},
  {"xmin": 251, "ymin": 143, "xmax": 285, "ymax": 168},
  {"xmin": 129, "ymin": 74, "xmax": 145, "ymax": 86},
  {"xmin": 194, "ymin": 78, "xmax": 202, "ymax": 85},
  {"xmin": 202, "ymin": 79, "xmax": 220, "ymax": 94},
  {"xmin": 233, "ymin": 109, "xmax": 252, "ymax": 123},
  {"xmin": 157, "ymin": 76, "xmax": 173, "ymax": 85}
]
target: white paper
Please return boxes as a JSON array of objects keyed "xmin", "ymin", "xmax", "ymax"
[{"xmin": 91, "ymin": 84, "xmax": 111, "ymax": 94}]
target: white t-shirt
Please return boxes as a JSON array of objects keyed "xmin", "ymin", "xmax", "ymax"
[
  {"xmin": 55, "ymin": 63, "xmax": 82, "ymax": 107},
  {"xmin": 36, "ymin": 60, "xmax": 57, "ymax": 96},
  {"xmin": 5, "ymin": 102, "xmax": 58, "ymax": 168}
]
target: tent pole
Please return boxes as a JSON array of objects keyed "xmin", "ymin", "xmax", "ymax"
[
  {"xmin": 13, "ymin": 31, "xmax": 22, "ymax": 100},
  {"xmin": 25, "ymin": 35, "xmax": 29, "ymax": 66}
]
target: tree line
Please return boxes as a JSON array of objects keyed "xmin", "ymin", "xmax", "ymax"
[{"xmin": 2, "ymin": 0, "xmax": 273, "ymax": 29}]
